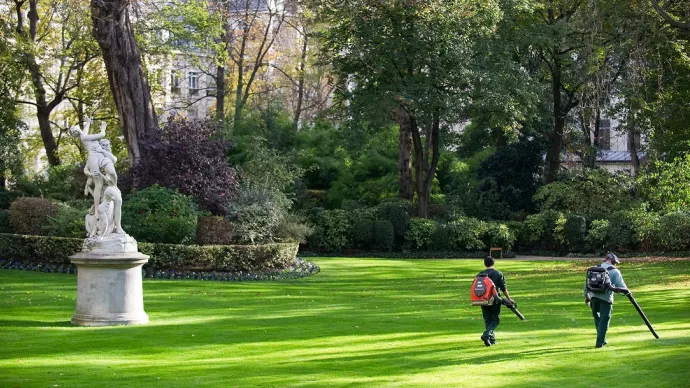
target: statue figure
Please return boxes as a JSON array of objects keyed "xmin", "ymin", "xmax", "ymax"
[{"xmin": 71, "ymin": 117, "xmax": 135, "ymax": 253}]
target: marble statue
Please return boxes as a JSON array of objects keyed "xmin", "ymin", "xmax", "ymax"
[{"xmin": 69, "ymin": 118, "xmax": 136, "ymax": 254}]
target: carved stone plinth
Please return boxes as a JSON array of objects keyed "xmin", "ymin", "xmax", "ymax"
[{"xmin": 70, "ymin": 251, "xmax": 149, "ymax": 326}]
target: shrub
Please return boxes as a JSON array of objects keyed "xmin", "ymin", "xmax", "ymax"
[
  {"xmin": 227, "ymin": 184, "xmax": 291, "ymax": 244},
  {"xmin": 446, "ymin": 217, "xmax": 487, "ymax": 251},
  {"xmin": 133, "ymin": 118, "xmax": 238, "ymax": 215},
  {"xmin": 406, "ymin": 218, "xmax": 437, "ymax": 250},
  {"xmin": 638, "ymin": 154, "xmax": 690, "ymax": 213},
  {"xmin": 586, "ymin": 219, "xmax": 610, "ymax": 252},
  {"xmin": 0, "ymin": 190, "xmax": 23, "ymax": 210},
  {"xmin": 275, "ymin": 213, "xmax": 313, "ymax": 244},
  {"xmin": 483, "ymin": 222, "xmax": 516, "ymax": 251},
  {"xmin": 42, "ymin": 202, "xmax": 86, "ymax": 238},
  {"xmin": 431, "ymin": 223, "xmax": 453, "ymax": 251},
  {"xmin": 350, "ymin": 217, "xmax": 374, "ymax": 249},
  {"xmin": 196, "ymin": 216, "xmax": 233, "ymax": 245},
  {"xmin": 520, "ymin": 213, "xmax": 546, "ymax": 248},
  {"xmin": 563, "ymin": 214, "xmax": 587, "ymax": 253},
  {"xmin": 122, "ymin": 185, "xmax": 199, "ymax": 244},
  {"xmin": 606, "ymin": 209, "xmax": 660, "ymax": 252},
  {"xmin": 373, "ymin": 220, "xmax": 394, "ymax": 251},
  {"xmin": 9, "ymin": 197, "xmax": 58, "ymax": 236},
  {"xmin": 376, "ymin": 200, "xmax": 410, "ymax": 247},
  {"xmin": 309, "ymin": 209, "xmax": 350, "ymax": 252},
  {"xmin": 656, "ymin": 212, "xmax": 690, "ymax": 251},
  {"xmin": 0, "ymin": 209, "xmax": 11, "ymax": 233},
  {"xmin": 32, "ymin": 164, "xmax": 87, "ymax": 201},
  {"xmin": 0, "ymin": 233, "xmax": 299, "ymax": 272}
]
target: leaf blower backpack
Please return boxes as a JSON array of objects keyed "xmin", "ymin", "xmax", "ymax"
[
  {"xmin": 471, "ymin": 273, "xmax": 498, "ymax": 306},
  {"xmin": 586, "ymin": 266, "xmax": 612, "ymax": 293}
]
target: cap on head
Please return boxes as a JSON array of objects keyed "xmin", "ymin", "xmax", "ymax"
[
  {"xmin": 484, "ymin": 256, "xmax": 495, "ymax": 267},
  {"xmin": 605, "ymin": 252, "xmax": 620, "ymax": 264}
]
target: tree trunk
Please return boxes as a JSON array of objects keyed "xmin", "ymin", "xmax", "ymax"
[
  {"xmin": 395, "ymin": 106, "xmax": 414, "ymax": 202},
  {"xmin": 627, "ymin": 118, "xmax": 640, "ymax": 177},
  {"xmin": 216, "ymin": 65, "xmax": 225, "ymax": 121},
  {"xmin": 91, "ymin": 0, "xmax": 158, "ymax": 164},
  {"xmin": 545, "ymin": 58, "xmax": 564, "ymax": 183},
  {"xmin": 36, "ymin": 107, "xmax": 60, "ymax": 166},
  {"xmin": 293, "ymin": 30, "xmax": 308, "ymax": 129}
]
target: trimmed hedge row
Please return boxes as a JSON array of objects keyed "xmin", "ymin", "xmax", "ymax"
[
  {"xmin": 0, "ymin": 233, "xmax": 299, "ymax": 272},
  {"xmin": 299, "ymin": 250, "xmax": 516, "ymax": 259}
]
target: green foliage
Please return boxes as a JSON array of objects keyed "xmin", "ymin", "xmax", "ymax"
[
  {"xmin": 196, "ymin": 216, "xmax": 233, "ymax": 246},
  {"xmin": 483, "ymin": 222, "xmax": 516, "ymax": 251},
  {"xmin": 373, "ymin": 220, "xmax": 394, "ymax": 252},
  {"xmin": 605, "ymin": 209, "xmax": 661, "ymax": 252},
  {"xmin": 376, "ymin": 200, "xmax": 410, "ymax": 247},
  {"xmin": 656, "ymin": 212, "xmax": 690, "ymax": 251},
  {"xmin": 309, "ymin": 209, "xmax": 350, "ymax": 252},
  {"xmin": 42, "ymin": 202, "xmax": 85, "ymax": 238},
  {"xmin": 350, "ymin": 217, "xmax": 374, "ymax": 249},
  {"xmin": 275, "ymin": 213, "xmax": 313, "ymax": 244},
  {"xmin": 8, "ymin": 197, "xmax": 58, "ymax": 236},
  {"xmin": 228, "ymin": 183, "xmax": 291, "ymax": 244},
  {"xmin": 122, "ymin": 185, "xmax": 200, "ymax": 245},
  {"xmin": 0, "ymin": 209, "xmax": 11, "ymax": 233},
  {"xmin": 0, "ymin": 190, "xmax": 23, "ymax": 210},
  {"xmin": 534, "ymin": 169, "xmax": 635, "ymax": 221},
  {"xmin": 0, "ymin": 233, "xmax": 298, "ymax": 272},
  {"xmin": 586, "ymin": 219, "xmax": 610, "ymax": 252},
  {"xmin": 31, "ymin": 164, "xmax": 87, "ymax": 201},
  {"xmin": 446, "ymin": 217, "xmax": 487, "ymax": 251},
  {"xmin": 638, "ymin": 154, "xmax": 690, "ymax": 213},
  {"xmin": 561, "ymin": 214, "xmax": 587, "ymax": 253},
  {"xmin": 405, "ymin": 218, "xmax": 437, "ymax": 251}
]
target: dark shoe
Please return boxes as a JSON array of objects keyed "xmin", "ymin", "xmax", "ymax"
[
  {"xmin": 603, "ymin": 341, "xmax": 607, "ymax": 346},
  {"xmin": 481, "ymin": 336, "xmax": 491, "ymax": 347},
  {"xmin": 490, "ymin": 339, "xmax": 496, "ymax": 345}
]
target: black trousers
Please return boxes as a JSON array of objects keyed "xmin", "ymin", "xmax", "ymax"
[{"xmin": 481, "ymin": 303, "xmax": 501, "ymax": 340}]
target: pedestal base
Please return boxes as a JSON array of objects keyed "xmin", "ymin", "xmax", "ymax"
[{"xmin": 70, "ymin": 252, "xmax": 149, "ymax": 327}]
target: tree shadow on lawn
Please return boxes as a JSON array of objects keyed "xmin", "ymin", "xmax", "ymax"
[{"xmin": 0, "ymin": 319, "xmax": 71, "ymax": 327}]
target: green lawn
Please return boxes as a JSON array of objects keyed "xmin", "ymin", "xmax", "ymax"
[{"xmin": 1, "ymin": 258, "xmax": 689, "ymax": 387}]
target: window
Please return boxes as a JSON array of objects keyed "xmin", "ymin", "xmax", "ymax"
[
  {"xmin": 598, "ymin": 119, "xmax": 611, "ymax": 150},
  {"xmin": 188, "ymin": 72, "xmax": 199, "ymax": 96},
  {"xmin": 171, "ymin": 71, "xmax": 181, "ymax": 94}
]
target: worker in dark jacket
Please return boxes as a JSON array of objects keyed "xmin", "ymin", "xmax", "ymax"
[
  {"xmin": 585, "ymin": 253, "xmax": 628, "ymax": 348},
  {"xmin": 478, "ymin": 256, "xmax": 514, "ymax": 346}
]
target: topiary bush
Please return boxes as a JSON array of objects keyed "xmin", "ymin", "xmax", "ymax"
[
  {"xmin": 373, "ymin": 220, "xmax": 394, "ymax": 251},
  {"xmin": 656, "ymin": 212, "xmax": 690, "ymax": 251},
  {"xmin": 376, "ymin": 200, "xmax": 410, "ymax": 248},
  {"xmin": 0, "ymin": 209, "xmax": 11, "ymax": 233},
  {"xmin": 350, "ymin": 217, "xmax": 374, "ymax": 249},
  {"xmin": 122, "ymin": 185, "xmax": 200, "ymax": 244},
  {"xmin": 406, "ymin": 218, "xmax": 437, "ymax": 251},
  {"xmin": 9, "ymin": 197, "xmax": 58, "ymax": 236},
  {"xmin": 196, "ymin": 216, "xmax": 233, "ymax": 245}
]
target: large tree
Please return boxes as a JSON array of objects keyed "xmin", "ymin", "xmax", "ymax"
[
  {"xmin": 320, "ymin": 0, "xmax": 503, "ymax": 217},
  {"xmin": 91, "ymin": 0, "xmax": 158, "ymax": 163}
]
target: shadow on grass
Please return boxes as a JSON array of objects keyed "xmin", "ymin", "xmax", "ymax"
[{"xmin": 0, "ymin": 320, "xmax": 71, "ymax": 327}]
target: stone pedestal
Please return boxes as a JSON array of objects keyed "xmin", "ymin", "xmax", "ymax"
[{"xmin": 70, "ymin": 251, "xmax": 149, "ymax": 326}]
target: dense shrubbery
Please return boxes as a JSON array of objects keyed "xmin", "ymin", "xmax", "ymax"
[
  {"xmin": 227, "ymin": 183, "xmax": 291, "ymax": 244},
  {"xmin": 42, "ymin": 202, "xmax": 86, "ymax": 238},
  {"xmin": 122, "ymin": 185, "xmax": 200, "ymax": 244},
  {"xmin": 406, "ymin": 218, "xmax": 436, "ymax": 250},
  {"xmin": 196, "ymin": 216, "xmax": 233, "ymax": 245},
  {"xmin": 0, "ymin": 233, "xmax": 300, "ymax": 272},
  {"xmin": 9, "ymin": 197, "xmax": 58, "ymax": 236}
]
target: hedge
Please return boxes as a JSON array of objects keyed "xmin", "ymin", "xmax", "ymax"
[{"xmin": 0, "ymin": 233, "xmax": 299, "ymax": 272}]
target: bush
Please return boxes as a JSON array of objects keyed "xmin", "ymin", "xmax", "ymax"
[
  {"xmin": 0, "ymin": 190, "xmax": 23, "ymax": 210},
  {"xmin": 350, "ymin": 217, "xmax": 374, "ymax": 249},
  {"xmin": 122, "ymin": 185, "xmax": 200, "ymax": 244},
  {"xmin": 373, "ymin": 220, "xmax": 394, "ymax": 251},
  {"xmin": 133, "ymin": 118, "xmax": 238, "ymax": 215},
  {"xmin": 0, "ymin": 233, "xmax": 299, "ymax": 272},
  {"xmin": 0, "ymin": 209, "xmax": 11, "ymax": 233},
  {"xmin": 586, "ymin": 219, "xmax": 610, "ymax": 252},
  {"xmin": 483, "ymin": 222, "xmax": 516, "ymax": 251},
  {"xmin": 309, "ymin": 209, "xmax": 350, "ymax": 252},
  {"xmin": 376, "ymin": 200, "xmax": 410, "ymax": 248},
  {"xmin": 656, "ymin": 212, "xmax": 690, "ymax": 251},
  {"xmin": 562, "ymin": 214, "xmax": 587, "ymax": 253},
  {"xmin": 606, "ymin": 209, "xmax": 660, "ymax": 252},
  {"xmin": 196, "ymin": 216, "xmax": 233, "ymax": 245},
  {"xmin": 638, "ymin": 154, "xmax": 690, "ymax": 213},
  {"xmin": 9, "ymin": 197, "xmax": 58, "ymax": 236},
  {"xmin": 42, "ymin": 202, "xmax": 86, "ymax": 238},
  {"xmin": 431, "ymin": 223, "xmax": 453, "ymax": 251},
  {"xmin": 406, "ymin": 218, "xmax": 437, "ymax": 251},
  {"xmin": 446, "ymin": 217, "xmax": 487, "ymax": 251},
  {"xmin": 32, "ymin": 164, "xmax": 87, "ymax": 201},
  {"xmin": 520, "ymin": 213, "xmax": 546, "ymax": 248},
  {"xmin": 275, "ymin": 213, "xmax": 313, "ymax": 244},
  {"xmin": 227, "ymin": 184, "xmax": 291, "ymax": 244}
]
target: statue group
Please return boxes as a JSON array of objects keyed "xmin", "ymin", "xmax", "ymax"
[{"xmin": 69, "ymin": 118, "xmax": 136, "ymax": 253}]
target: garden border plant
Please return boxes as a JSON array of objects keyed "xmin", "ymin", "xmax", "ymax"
[{"xmin": 0, "ymin": 233, "xmax": 319, "ymax": 281}]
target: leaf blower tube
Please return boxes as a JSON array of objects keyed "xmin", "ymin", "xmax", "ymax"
[
  {"xmin": 611, "ymin": 287, "xmax": 659, "ymax": 339},
  {"xmin": 496, "ymin": 296, "xmax": 525, "ymax": 320}
]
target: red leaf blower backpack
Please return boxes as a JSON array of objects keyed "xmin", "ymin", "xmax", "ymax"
[{"xmin": 471, "ymin": 272, "xmax": 498, "ymax": 306}]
